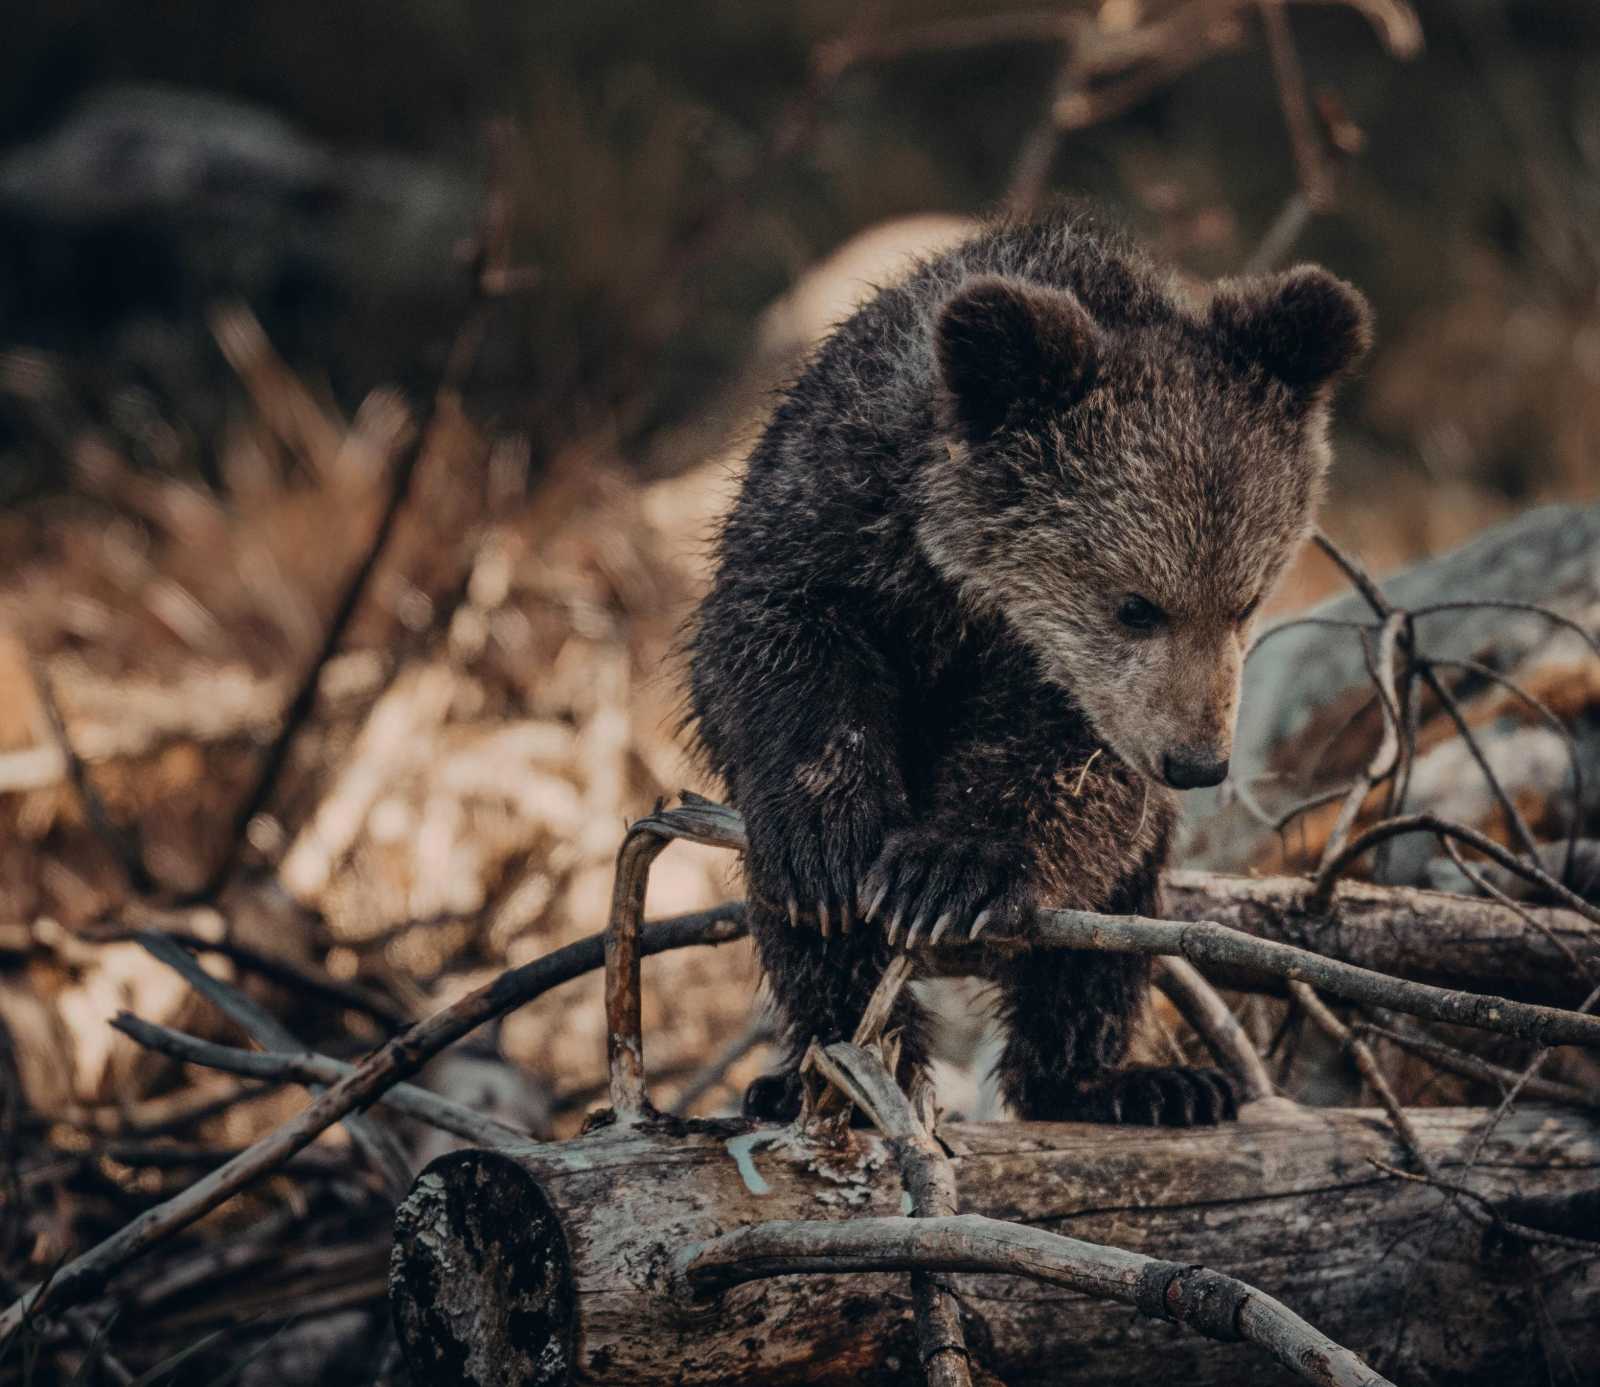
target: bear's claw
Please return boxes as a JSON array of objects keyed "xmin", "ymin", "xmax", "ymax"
[
  {"xmin": 860, "ymin": 827, "xmax": 1031, "ymax": 947},
  {"xmin": 1073, "ymin": 1066, "xmax": 1239, "ymax": 1126}
]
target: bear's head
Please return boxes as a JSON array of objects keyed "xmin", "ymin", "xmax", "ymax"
[{"xmin": 918, "ymin": 265, "xmax": 1372, "ymax": 791}]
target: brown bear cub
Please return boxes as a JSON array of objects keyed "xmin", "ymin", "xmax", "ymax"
[{"xmin": 686, "ymin": 207, "xmax": 1370, "ymax": 1125}]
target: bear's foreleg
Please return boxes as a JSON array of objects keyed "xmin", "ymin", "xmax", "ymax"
[
  {"xmin": 688, "ymin": 589, "xmax": 925, "ymax": 1118},
  {"xmin": 742, "ymin": 904, "xmax": 930, "ymax": 1121},
  {"xmin": 690, "ymin": 589, "xmax": 912, "ymax": 937}
]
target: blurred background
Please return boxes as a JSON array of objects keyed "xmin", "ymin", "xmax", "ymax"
[{"xmin": 3, "ymin": 0, "xmax": 1600, "ymax": 1380}]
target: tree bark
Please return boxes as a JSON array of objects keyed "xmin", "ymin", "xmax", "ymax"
[{"xmin": 389, "ymin": 1105, "xmax": 1600, "ymax": 1386}]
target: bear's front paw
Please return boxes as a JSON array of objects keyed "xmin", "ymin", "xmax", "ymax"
[
  {"xmin": 744, "ymin": 794, "xmax": 892, "ymax": 937},
  {"xmin": 1073, "ymin": 1066, "xmax": 1238, "ymax": 1126},
  {"xmin": 858, "ymin": 828, "xmax": 1032, "ymax": 947}
]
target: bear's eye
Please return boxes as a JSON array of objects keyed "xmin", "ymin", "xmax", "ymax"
[
  {"xmin": 1236, "ymin": 595, "xmax": 1262, "ymax": 625},
  {"xmin": 1116, "ymin": 594, "xmax": 1165, "ymax": 633}
]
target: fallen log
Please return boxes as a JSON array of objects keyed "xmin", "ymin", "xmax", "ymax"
[{"xmin": 389, "ymin": 1104, "xmax": 1600, "ymax": 1387}]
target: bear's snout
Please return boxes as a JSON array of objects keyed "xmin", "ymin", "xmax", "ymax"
[{"xmin": 1160, "ymin": 749, "xmax": 1230, "ymax": 791}]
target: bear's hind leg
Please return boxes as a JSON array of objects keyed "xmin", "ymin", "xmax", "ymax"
[
  {"xmin": 994, "ymin": 949, "xmax": 1236, "ymax": 1126},
  {"xmin": 743, "ymin": 903, "xmax": 929, "ymax": 1122}
]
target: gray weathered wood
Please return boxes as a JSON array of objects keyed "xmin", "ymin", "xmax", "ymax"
[
  {"xmin": 1160, "ymin": 870, "xmax": 1600, "ymax": 1007},
  {"xmin": 1183, "ymin": 501, "xmax": 1600, "ymax": 871},
  {"xmin": 389, "ymin": 1106, "xmax": 1600, "ymax": 1386}
]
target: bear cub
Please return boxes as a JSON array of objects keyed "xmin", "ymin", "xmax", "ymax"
[{"xmin": 686, "ymin": 208, "xmax": 1371, "ymax": 1126}]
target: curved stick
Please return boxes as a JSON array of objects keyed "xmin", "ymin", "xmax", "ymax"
[
  {"xmin": 604, "ymin": 797, "xmax": 748, "ymax": 1121},
  {"xmin": 111, "ymin": 1013, "xmax": 532, "ymax": 1148},
  {"xmin": 672, "ymin": 1213, "xmax": 1393, "ymax": 1387},
  {"xmin": 811, "ymin": 1042, "xmax": 971, "ymax": 1387}
]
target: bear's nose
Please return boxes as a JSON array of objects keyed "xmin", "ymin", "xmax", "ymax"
[{"xmin": 1161, "ymin": 751, "xmax": 1229, "ymax": 790}]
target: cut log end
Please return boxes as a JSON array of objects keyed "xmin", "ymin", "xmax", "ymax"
[{"xmin": 391, "ymin": 1150, "xmax": 576, "ymax": 1387}]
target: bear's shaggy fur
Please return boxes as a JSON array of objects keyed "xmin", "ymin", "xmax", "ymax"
[{"xmin": 686, "ymin": 207, "xmax": 1370, "ymax": 1125}]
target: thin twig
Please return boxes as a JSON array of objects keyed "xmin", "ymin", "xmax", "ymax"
[
  {"xmin": 111, "ymin": 1014, "xmax": 532, "ymax": 1148},
  {"xmin": 1312, "ymin": 530, "xmax": 1390, "ymax": 613},
  {"xmin": 28, "ymin": 658, "xmax": 156, "ymax": 895},
  {"xmin": 1313, "ymin": 812, "xmax": 1600, "ymax": 927},
  {"xmin": 189, "ymin": 126, "xmax": 521, "ymax": 906},
  {"xmin": 1256, "ymin": 0, "xmax": 1333, "ymax": 208},
  {"xmin": 1004, "ymin": 49, "xmax": 1079, "ymax": 216},
  {"xmin": 189, "ymin": 414, "xmax": 423, "ymax": 903},
  {"xmin": 1302, "ymin": 0, "xmax": 1422, "ymax": 57},
  {"xmin": 1243, "ymin": 190, "xmax": 1314, "ymax": 274},
  {"xmin": 135, "ymin": 931, "xmax": 411, "ymax": 1195},
  {"xmin": 1317, "ymin": 612, "xmax": 1406, "ymax": 871},
  {"xmin": 90, "ymin": 915, "xmax": 408, "ymax": 1029},
  {"xmin": 1462, "ymin": 979, "xmax": 1600, "ymax": 1175},
  {"xmin": 1408, "ymin": 600, "xmax": 1600, "ymax": 663},
  {"xmin": 1154, "ymin": 957, "xmax": 1275, "ymax": 1102},
  {"xmin": 1312, "ymin": 531, "xmax": 1544, "ymax": 867},
  {"xmin": 1418, "ymin": 658, "xmax": 1543, "ymax": 866},
  {"xmin": 1291, "ymin": 982, "xmax": 1433, "ymax": 1172},
  {"xmin": 1367, "ymin": 1157, "xmax": 1600, "ymax": 1254},
  {"xmin": 812, "ymin": 1042, "xmax": 970, "ymax": 1387},
  {"xmin": 1429, "ymin": 654, "xmax": 1587, "ymax": 887},
  {"xmin": 1355, "ymin": 1018, "xmax": 1598, "ymax": 1111},
  {"xmin": 62, "ymin": 1079, "xmax": 283, "ymax": 1140},
  {"xmin": 1246, "ymin": 614, "xmax": 1378, "ymax": 662},
  {"xmin": 1440, "ymin": 837, "xmax": 1589, "ymax": 978}
]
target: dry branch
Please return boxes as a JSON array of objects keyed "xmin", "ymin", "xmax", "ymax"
[
  {"xmin": 1014, "ymin": 904, "xmax": 1600, "ymax": 1046},
  {"xmin": 601, "ymin": 804, "xmax": 1600, "ymax": 1145},
  {"xmin": 811, "ymin": 1042, "xmax": 970, "ymax": 1387},
  {"xmin": 97, "ymin": 910, "xmax": 409, "ymax": 1027},
  {"xmin": 674, "ymin": 1216, "xmax": 1386, "ymax": 1387},
  {"xmin": 389, "ymin": 1106, "xmax": 1598, "ymax": 1386},
  {"xmin": 1290, "ymin": 982, "xmax": 1432, "ymax": 1171},
  {"xmin": 1357, "ymin": 1019, "xmax": 1599, "ymax": 1110},
  {"xmin": 1161, "ymin": 871, "xmax": 1599, "ymax": 1006},
  {"xmin": 1154, "ymin": 957, "xmax": 1274, "ymax": 1101},
  {"xmin": 109, "ymin": 1014, "xmax": 532, "ymax": 1148},
  {"xmin": 1192, "ymin": 501, "xmax": 1600, "ymax": 871},
  {"xmin": 18, "ymin": 795, "xmax": 1597, "ymax": 1354},
  {"xmin": 135, "ymin": 929, "xmax": 411, "ymax": 1194}
]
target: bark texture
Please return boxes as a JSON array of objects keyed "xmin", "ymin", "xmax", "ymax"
[{"xmin": 389, "ymin": 1105, "xmax": 1600, "ymax": 1386}]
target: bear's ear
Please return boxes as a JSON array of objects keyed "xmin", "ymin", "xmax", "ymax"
[
  {"xmin": 1208, "ymin": 266, "xmax": 1373, "ymax": 390},
  {"xmin": 935, "ymin": 276, "xmax": 1101, "ymax": 442}
]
